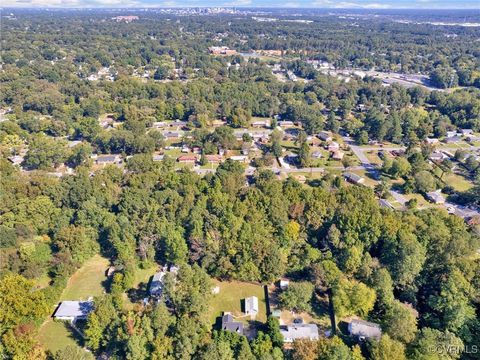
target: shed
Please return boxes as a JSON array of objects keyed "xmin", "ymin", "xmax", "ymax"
[
  {"xmin": 279, "ymin": 278, "xmax": 290, "ymax": 290},
  {"xmin": 244, "ymin": 296, "xmax": 259, "ymax": 317}
]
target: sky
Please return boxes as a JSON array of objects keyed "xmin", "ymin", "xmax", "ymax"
[{"xmin": 3, "ymin": 0, "xmax": 480, "ymax": 9}]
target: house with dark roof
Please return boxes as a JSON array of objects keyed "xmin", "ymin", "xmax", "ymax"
[
  {"xmin": 344, "ymin": 172, "xmax": 365, "ymax": 185},
  {"xmin": 221, "ymin": 314, "xmax": 244, "ymax": 335},
  {"xmin": 95, "ymin": 154, "xmax": 121, "ymax": 166},
  {"xmin": 348, "ymin": 319, "xmax": 382, "ymax": 340},
  {"xmin": 318, "ymin": 131, "xmax": 333, "ymax": 142}
]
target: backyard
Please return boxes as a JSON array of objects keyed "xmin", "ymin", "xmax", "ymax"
[{"xmin": 208, "ymin": 279, "xmax": 268, "ymax": 326}]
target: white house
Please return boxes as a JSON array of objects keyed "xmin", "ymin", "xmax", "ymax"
[
  {"xmin": 348, "ymin": 319, "xmax": 382, "ymax": 340},
  {"xmin": 54, "ymin": 300, "xmax": 94, "ymax": 322},
  {"xmin": 280, "ymin": 324, "xmax": 319, "ymax": 343}
]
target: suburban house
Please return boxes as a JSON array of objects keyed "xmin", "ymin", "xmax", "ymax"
[
  {"xmin": 426, "ymin": 138, "xmax": 439, "ymax": 145},
  {"xmin": 426, "ymin": 190, "xmax": 446, "ymax": 204},
  {"xmin": 311, "ymin": 151, "xmax": 323, "ymax": 159},
  {"xmin": 149, "ymin": 267, "xmax": 168, "ymax": 297},
  {"xmin": 208, "ymin": 46, "xmax": 237, "ymax": 56},
  {"xmin": 221, "ymin": 313, "xmax": 244, "ymax": 335},
  {"xmin": 280, "ymin": 324, "xmax": 319, "ymax": 343},
  {"xmin": 278, "ymin": 120, "xmax": 294, "ymax": 128},
  {"xmin": 153, "ymin": 154, "xmax": 165, "ymax": 162},
  {"xmin": 429, "ymin": 151, "xmax": 449, "ymax": 162},
  {"xmin": 348, "ymin": 319, "xmax": 382, "ymax": 340},
  {"xmin": 251, "ymin": 119, "xmax": 270, "ymax": 128},
  {"xmin": 151, "ymin": 121, "xmax": 166, "ymax": 129},
  {"xmin": 444, "ymin": 135, "xmax": 462, "ymax": 144},
  {"xmin": 177, "ymin": 155, "xmax": 197, "ymax": 163},
  {"xmin": 244, "ymin": 296, "xmax": 259, "ymax": 317},
  {"xmin": 461, "ymin": 129, "xmax": 474, "ymax": 137},
  {"xmin": 94, "ymin": 154, "xmax": 122, "ymax": 166},
  {"xmin": 344, "ymin": 172, "xmax": 365, "ymax": 185},
  {"xmin": 318, "ymin": 131, "xmax": 333, "ymax": 142},
  {"xmin": 330, "ymin": 150, "xmax": 345, "ymax": 161},
  {"xmin": 327, "ymin": 142, "xmax": 340, "ymax": 152},
  {"xmin": 7, "ymin": 155, "xmax": 24, "ymax": 166},
  {"xmin": 229, "ymin": 155, "xmax": 249, "ymax": 163},
  {"xmin": 205, "ymin": 155, "xmax": 223, "ymax": 163},
  {"xmin": 378, "ymin": 199, "xmax": 395, "ymax": 210},
  {"xmin": 54, "ymin": 300, "xmax": 94, "ymax": 322},
  {"xmin": 163, "ymin": 131, "xmax": 182, "ymax": 140}
]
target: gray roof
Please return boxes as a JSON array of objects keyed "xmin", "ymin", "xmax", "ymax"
[
  {"xmin": 221, "ymin": 314, "xmax": 244, "ymax": 335},
  {"xmin": 149, "ymin": 271, "xmax": 166, "ymax": 296},
  {"xmin": 426, "ymin": 190, "xmax": 445, "ymax": 203},
  {"xmin": 344, "ymin": 172, "xmax": 364, "ymax": 183},
  {"xmin": 379, "ymin": 199, "xmax": 394, "ymax": 209},
  {"xmin": 244, "ymin": 296, "xmax": 258, "ymax": 313},
  {"xmin": 348, "ymin": 319, "xmax": 382, "ymax": 339},
  {"xmin": 280, "ymin": 324, "xmax": 319, "ymax": 342},
  {"xmin": 96, "ymin": 155, "xmax": 119, "ymax": 163},
  {"xmin": 54, "ymin": 301, "xmax": 94, "ymax": 318}
]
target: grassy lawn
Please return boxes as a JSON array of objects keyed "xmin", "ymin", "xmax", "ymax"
[
  {"xmin": 38, "ymin": 319, "xmax": 85, "ymax": 355},
  {"xmin": 443, "ymin": 173, "xmax": 473, "ymax": 192},
  {"xmin": 208, "ymin": 280, "xmax": 267, "ymax": 326},
  {"xmin": 123, "ymin": 265, "xmax": 160, "ymax": 310},
  {"xmin": 60, "ymin": 254, "xmax": 110, "ymax": 301},
  {"xmin": 350, "ymin": 169, "xmax": 378, "ymax": 188}
]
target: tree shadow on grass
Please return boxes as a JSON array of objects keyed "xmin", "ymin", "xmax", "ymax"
[{"xmin": 126, "ymin": 281, "xmax": 150, "ymax": 304}]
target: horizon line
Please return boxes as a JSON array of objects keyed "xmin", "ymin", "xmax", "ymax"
[{"xmin": 2, "ymin": 6, "xmax": 480, "ymax": 9}]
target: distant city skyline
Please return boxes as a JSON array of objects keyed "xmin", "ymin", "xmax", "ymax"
[{"xmin": 3, "ymin": 0, "xmax": 480, "ymax": 9}]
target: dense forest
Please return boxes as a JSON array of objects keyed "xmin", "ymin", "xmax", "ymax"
[{"xmin": 1, "ymin": 8, "xmax": 480, "ymax": 360}]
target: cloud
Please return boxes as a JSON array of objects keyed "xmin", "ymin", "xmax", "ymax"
[{"xmin": 223, "ymin": 0, "xmax": 252, "ymax": 5}]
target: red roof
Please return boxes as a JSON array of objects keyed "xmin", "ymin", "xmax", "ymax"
[
  {"xmin": 205, "ymin": 155, "xmax": 223, "ymax": 162},
  {"xmin": 177, "ymin": 155, "xmax": 197, "ymax": 162}
]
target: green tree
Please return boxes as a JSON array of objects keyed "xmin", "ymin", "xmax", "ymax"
[
  {"xmin": 279, "ymin": 281, "xmax": 314, "ymax": 313},
  {"xmin": 369, "ymin": 335, "xmax": 406, "ymax": 360}
]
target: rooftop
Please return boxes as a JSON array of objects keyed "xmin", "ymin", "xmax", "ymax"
[
  {"xmin": 54, "ymin": 300, "xmax": 94, "ymax": 318},
  {"xmin": 348, "ymin": 319, "xmax": 382, "ymax": 339},
  {"xmin": 280, "ymin": 324, "xmax": 319, "ymax": 342}
]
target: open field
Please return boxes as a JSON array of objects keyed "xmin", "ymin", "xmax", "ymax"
[
  {"xmin": 208, "ymin": 279, "xmax": 267, "ymax": 325},
  {"xmin": 443, "ymin": 173, "xmax": 473, "ymax": 192},
  {"xmin": 38, "ymin": 255, "xmax": 109, "ymax": 353},
  {"xmin": 38, "ymin": 320, "xmax": 85, "ymax": 355},
  {"xmin": 60, "ymin": 254, "xmax": 110, "ymax": 301}
]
